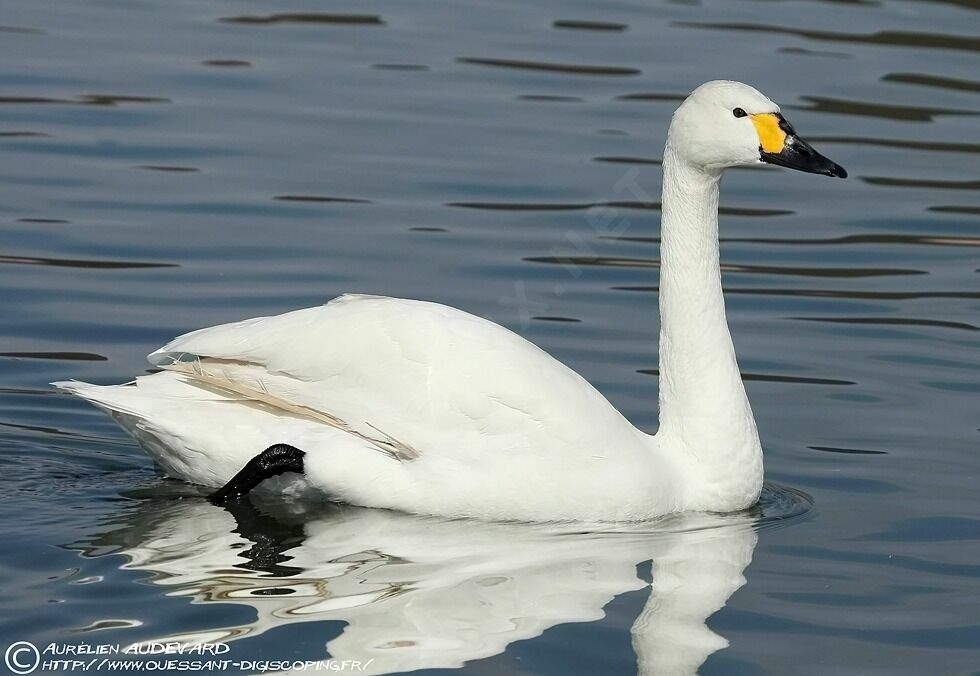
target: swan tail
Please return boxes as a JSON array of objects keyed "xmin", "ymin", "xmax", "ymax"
[
  {"xmin": 53, "ymin": 379, "xmax": 147, "ymax": 418},
  {"xmin": 52, "ymin": 373, "xmax": 231, "ymax": 419},
  {"xmin": 51, "ymin": 374, "xmax": 279, "ymax": 487},
  {"xmin": 52, "ymin": 374, "xmax": 389, "ymax": 496}
]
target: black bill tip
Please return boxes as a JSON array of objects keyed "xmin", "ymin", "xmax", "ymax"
[
  {"xmin": 826, "ymin": 162, "xmax": 847, "ymax": 179},
  {"xmin": 761, "ymin": 136, "xmax": 847, "ymax": 179}
]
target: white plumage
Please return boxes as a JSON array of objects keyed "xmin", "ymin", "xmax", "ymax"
[
  {"xmin": 57, "ymin": 295, "xmax": 679, "ymax": 521},
  {"xmin": 55, "ymin": 80, "xmax": 846, "ymax": 522}
]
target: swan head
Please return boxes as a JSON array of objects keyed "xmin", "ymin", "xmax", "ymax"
[{"xmin": 667, "ymin": 80, "xmax": 847, "ymax": 179}]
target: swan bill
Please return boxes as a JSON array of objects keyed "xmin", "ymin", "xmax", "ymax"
[{"xmin": 755, "ymin": 113, "xmax": 847, "ymax": 178}]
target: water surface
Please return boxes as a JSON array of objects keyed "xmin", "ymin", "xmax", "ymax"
[{"xmin": 1, "ymin": 0, "xmax": 978, "ymax": 674}]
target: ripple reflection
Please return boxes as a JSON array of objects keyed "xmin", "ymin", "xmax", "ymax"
[{"xmin": 72, "ymin": 485, "xmax": 807, "ymax": 675}]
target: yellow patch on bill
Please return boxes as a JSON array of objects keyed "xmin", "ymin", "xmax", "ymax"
[{"xmin": 751, "ymin": 113, "xmax": 787, "ymax": 153}]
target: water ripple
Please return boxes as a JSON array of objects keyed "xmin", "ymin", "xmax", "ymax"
[
  {"xmin": 883, "ymin": 72, "xmax": 980, "ymax": 93},
  {"xmin": 0, "ymin": 131, "xmax": 49, "ymax": 138},
  {"xmin": 790, "ymin": 316, "xmax": 978, "ymax": 332},
  {"xmin": 792, "ymin": 96, "xmax": 977, "ymax": 121},
  {"xmin": 810, "ymin": 136, "xmax": 980, "ymax": 155},
  {"xmin": 0, "ymin": 254, "xmax": 177, "ymax": 269},
  {"xmin": 457, "ymin": 57, "xmax": 640, "ymax": 76},
  {"xmin": 861, "ymin": 176, "xmax": 980, "ymax": 190},
  {"xmin": 809, "ymin": 445, "xmax": 888, "ymax": 455},
  {"xmin": 372, "ymin": 64, "xmax": 429, "ymax": 71},
  {"xmin": 526, "ymin": 255, "xmax": 926, "ymax": 278},
  {"xmin": 929, "ymin": 206, "xmax": 980, "ymax": 216},
  {"xmin": 552, "ymin": 20, "xmax": 628, "ymax": 32},
  {"xmin": 0, "ymin": 94, "xmax": 170, "ymax": 107},
  {"xmin": 615, "ymin": 286, "xmax": 980, "ymax": 300},
  {"xmin": 731, "ymin": 234, "xmax": 980, "ymax": 247},
  {"xmin": 201, "ymin": 59, "xmax": 252, "ymax": 68},
  {"xmin": 777, "ymin": 46, "xmax": 850, "ymax": 59},
  {"xmin": 447, "ymin": 200, "xmax": 791, "ymax": 216},
  {"xmin": 136, "ymin": 165, "xmax": 200, "ymax": 173},
  {"xmin": 593, "ymin": 156, "xmax": 662, "ymax": 165},
  {"xmin": 0, "ymin": 352, "xmax": 108, "ymax": 361},
  {"xmin": 638, "ymin": 368, "xmax": 855, "ymax": 386},
  {"xmin": 219, "ymin": 13, "xmax": 385, "ymax": 26},
  {"xmin": 676, "ymin": 22, "xmax": 980, "ymax": 54},
  {"xmin": 517, "ymin": 94, "xmax": 584, "ymax": 102},
  {"xmin": 274, "ymin": 195, "xmax": 372, "ymax": 204},
  {"xmin": 0, "ymin": 25, "xmax": 43, "ymax": 35},
  {"xmin": 615, "ymin": 92, "xmax": 685, "ymax": 102}
]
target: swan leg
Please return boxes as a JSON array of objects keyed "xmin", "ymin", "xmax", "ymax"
[{"xmin": 209, "ymin": 444, "xmax": 306, "ymax": 505}]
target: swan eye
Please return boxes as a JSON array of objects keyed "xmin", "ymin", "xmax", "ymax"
[{"xmin": 732, "ymin": 107, "xmax": 747, "ymax": 118}]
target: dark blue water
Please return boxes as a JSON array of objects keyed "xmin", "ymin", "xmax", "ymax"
[{"xmin": 1, "ymin": 0, "xmax": 977, "ymax": 674}]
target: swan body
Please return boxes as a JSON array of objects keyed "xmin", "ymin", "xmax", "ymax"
[{"xmin": 55, "ymin": 80, "xmax": 845, "ymax": 522}]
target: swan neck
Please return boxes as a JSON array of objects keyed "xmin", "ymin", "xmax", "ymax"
[{"xmin": 656, "ymin": 145, "xmax": 762, "ymax": 506}]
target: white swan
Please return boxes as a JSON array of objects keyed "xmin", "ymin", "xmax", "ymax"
[{"xmin": 54, "ymin": 80, "xmax": 846, "ymax": 522}]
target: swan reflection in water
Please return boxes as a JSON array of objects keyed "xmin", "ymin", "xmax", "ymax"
[{"xmin": 74, "ymin": 486, "xmax": 805, "ymax": 675}]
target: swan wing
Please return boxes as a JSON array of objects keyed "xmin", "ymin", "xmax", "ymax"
[{"xmin": 147, "ymin": 294, "xmax": 640, "ymax": 464}]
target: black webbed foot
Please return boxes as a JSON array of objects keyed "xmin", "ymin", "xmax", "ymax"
[{"xmin": 209, "ymin": 443, "xmax": 306, "ymax": 505}]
